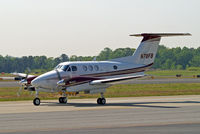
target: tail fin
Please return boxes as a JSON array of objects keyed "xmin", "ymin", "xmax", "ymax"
[{"xmin": 111, "ymin": 33, "xmax": 191, "ymax": 65}]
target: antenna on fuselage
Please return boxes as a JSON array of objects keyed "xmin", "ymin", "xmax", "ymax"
[{"xmin": 93, "ymin": 57, "xmax": 97, "ymax": 61}]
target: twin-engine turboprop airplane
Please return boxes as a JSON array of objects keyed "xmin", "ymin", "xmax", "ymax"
[{"xmin": 21, "ymin": 33, "xmax": 191, "ymax": 106}]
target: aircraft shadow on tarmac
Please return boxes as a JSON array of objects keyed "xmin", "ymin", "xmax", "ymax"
[{"xmin": 41, "ymin": 100, "xmax": 200, "ymax": 109}]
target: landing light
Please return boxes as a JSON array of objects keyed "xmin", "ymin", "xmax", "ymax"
[{"xmin": 57, "ymin": 79, "xmax": 65, "ymax": 86}]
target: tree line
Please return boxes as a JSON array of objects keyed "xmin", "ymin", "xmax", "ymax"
[{"xmin": 0, "ymin": 45, "xmax": 199, "ymax": 73}]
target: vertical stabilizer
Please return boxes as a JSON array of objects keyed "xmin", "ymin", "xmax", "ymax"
[
  {"xmin": 130, "ymin": 34, "xmax": 160, "ymax": 65},
  {"xmin": 111, "ymin": 33, "xmax": 191, "ymax": 65}
]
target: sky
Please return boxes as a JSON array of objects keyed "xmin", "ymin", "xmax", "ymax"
[{"xmin": 0, "ymin": 0, "xmax": 199, "ymax": 58}]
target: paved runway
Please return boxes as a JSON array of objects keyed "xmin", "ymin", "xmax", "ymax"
[
  {"xmin": 1, "ymin": 78, "xmax": 200, "ymax": 87},
  {"xmin": 0, "ymin": 81, "xmax": 19, "ymax": 87},
  {"xmin": 0, "ymin": 95, "xmax": 200, "ymax": 134}
]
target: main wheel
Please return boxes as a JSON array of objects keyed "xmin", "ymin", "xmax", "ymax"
[
  {"xmin": 33, "ymin": 98, "xmax": 40, "ymax": 106},
  {"xmin": 97, "ymin": 98, "xmax": 106, "ymax": 105},
  {"xmin": 101, "ymin": 98, "xmax": 106, "ymax": 105},
  {"xmin": 59, "ymin": 97, "xmax": 63, "ymax": 103},
  {"xmin": 62, "ymin": 97, "xmax": 67, "ymax": 103},
  {"xmin": 59, "ymin": 97, "xmax": 67, "ymax": 104},
  {"xmin": 97, "ymin": 98, "xmax": 102, "ymax": 104}
]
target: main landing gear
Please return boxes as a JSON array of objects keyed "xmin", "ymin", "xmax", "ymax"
[
  {"xmin": 59, "ymin": 90, "xmax": 68, "ymax": 104},
  {"xmin": 97, "ymin": 92, "xmax": 106, "ymax": 105},
  {"xmin": 59, "ymin": 97, "xmax": 67, "ymax": 103}
]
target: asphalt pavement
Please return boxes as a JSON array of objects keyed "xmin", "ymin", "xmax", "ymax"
[{"xmin": 0, "ymin": 95, "xmax": 200, "ymax": 134}]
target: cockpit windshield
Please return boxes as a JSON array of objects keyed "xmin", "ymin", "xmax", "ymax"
[
  {"xmin": 54, "ymin": 65, "xmax": 63, "ymax": 70},
  {"xmin": 61, "ymin": 65, "xmax": 70, "ymax": 71}
]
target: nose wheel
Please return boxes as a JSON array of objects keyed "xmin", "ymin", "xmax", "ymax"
[
  {"xmin": 33, "ymin": 97, "xmax": 40, "ymax": 106},
  {"xmin": 33, "ymin": 90, "xmax": 41, "ymax": 106}
]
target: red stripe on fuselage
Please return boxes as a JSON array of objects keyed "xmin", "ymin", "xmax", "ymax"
[{"xmin": 60, "ymin": 63, "xmax": 153, "ymax": 87}]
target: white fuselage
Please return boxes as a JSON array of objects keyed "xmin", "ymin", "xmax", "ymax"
[{"xmin": 31, "ymin": 61, "xmax": 149, "ymax": 93}]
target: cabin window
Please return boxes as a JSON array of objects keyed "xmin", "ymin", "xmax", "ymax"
[
  {"xmin": 83, "ymin": 65, "xmax": 87, "ymax": 71},
  {"xmin": 94, "ymin": 65, "xmax": 99, "ymax": 71},
  {"xmin": 71, "ymin": 66, "xmax": 77, "ymax": 71},
  {"xmin": 113, "ymin": 65, "xmax": 118, "ymax": 70},
  {"xmin": 88, "ymin": 65, "xmax": 93, "ymax": 71}
]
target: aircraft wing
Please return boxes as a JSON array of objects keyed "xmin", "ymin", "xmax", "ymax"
[
  {"xmin": 89, "ymin": 74, "xmax": 146, "ymax": 85},
  {"xmin": 57, "ymin": 74, "xmax": 146, "ymax": 87},
  {"xmin": 0, "ymin": 73, "xmax": 36, "ymax": 80},
  {"xmin": 11, "ymin": 73, "xmax": 35, "ymax": 78}
]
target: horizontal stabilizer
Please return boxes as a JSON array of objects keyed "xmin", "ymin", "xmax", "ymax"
[{"xmin": 130, "ymin": 33, "xmax": 191, "ymax": 37}]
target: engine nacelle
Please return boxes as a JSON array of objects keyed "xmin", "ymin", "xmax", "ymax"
[
  {"xmin": 26, "ymin": 86, "xmax": 35, "ymax": 91},
  {"xmin": 84, "ymin": 89, "xmax": 106, "ymax": 94}
]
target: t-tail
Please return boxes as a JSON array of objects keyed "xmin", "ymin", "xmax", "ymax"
[{"xmin": 111, "ymin": 33, "xmax": 191, "ymax": 66}]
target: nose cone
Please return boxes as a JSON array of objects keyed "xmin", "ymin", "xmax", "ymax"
[
  {"xmin": 19, "ymin": 79, "xmax": 27, "ymax": 86},
  {"xmin": 31, "ymin": 70, "xmax": 59, "ymax": 89}
]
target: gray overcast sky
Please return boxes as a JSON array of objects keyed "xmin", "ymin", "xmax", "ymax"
[{"xmin": 0, "ymin": 0, "xmax": 199, "ymax": 57}]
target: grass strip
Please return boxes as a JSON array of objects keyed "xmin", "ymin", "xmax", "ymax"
[
  {"xmin": 0, "ymin": 83, "xmax": 200, "ymax": 101},
  {"xmin": 146, "ymin": 70, "xmax": 200, "ymax": 76}
]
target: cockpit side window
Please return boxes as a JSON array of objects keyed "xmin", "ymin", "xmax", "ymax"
[{"xmin": 72, "ymin": 66, "xmax": 77, "ymax": 71}]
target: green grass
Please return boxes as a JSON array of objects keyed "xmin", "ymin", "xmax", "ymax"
[
  {"xmin": 0, "ymin": 87, "xmax": 59, "ymax": 101},
  {"xmin": 1, "ymin": 83, "xmax": 200, "ymax": 101},
  {"xmin": 0, "ymin": 73, "xmax": 15, "ymax": 77},
  {"xmin": 106, "ymin": 83, "xmax": 200, "ymax": 97},
  {"xmin": 146, "ymin": 69, "xmax": 200, "ymax": 76}
]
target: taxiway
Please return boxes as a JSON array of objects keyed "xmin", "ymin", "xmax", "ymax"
[{"xmin": 0, "ymin": 95, "xmax": 200, "ymax": 134}]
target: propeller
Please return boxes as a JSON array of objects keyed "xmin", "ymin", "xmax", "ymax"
[
  {"xmin": 17, "ymin": 67, "xmax": 31, "ymax": 96},
  {"xmin": 17, "ymin": 85, "xmax": 23, "ymax": 97},
  {"xmin": 55, "ymin": 69, "xmax": 65, "ymax": 89},
  {"xmin": 55, "ymin": 69, "xmax": 62, "ymax": 80}
]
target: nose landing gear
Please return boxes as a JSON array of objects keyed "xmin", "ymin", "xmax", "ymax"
[{"xmin": 33, "ymin": 90, "xmax": 40, "ymax": 106}]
